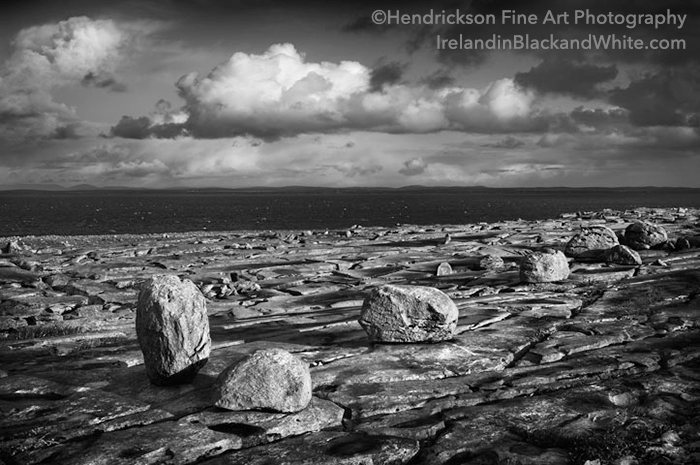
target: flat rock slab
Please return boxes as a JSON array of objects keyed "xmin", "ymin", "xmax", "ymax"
[
  {"xmin": 21, "ymin": 419, "xmax": 242, "ymax": 465},
  {"xmin": 181, "ymin": 397, "xmax": 343, "ymax": 443},
  {"xmin": 199, "ymin": 431, "xmax": 420, "ymax": 465}
]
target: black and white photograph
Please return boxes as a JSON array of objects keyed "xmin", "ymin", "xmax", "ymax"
[{"xmin": 1, "ymin": 0, "xmax": 699, "ymax": 463}]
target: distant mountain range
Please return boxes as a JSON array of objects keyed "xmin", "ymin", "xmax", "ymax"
[{"xmin": 0, "ymin": 184, "xmax": 697, "ymax": 192}]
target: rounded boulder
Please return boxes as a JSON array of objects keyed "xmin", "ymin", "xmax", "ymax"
[
  {"xmin": 136, "ymin": 274, "xmax": 211, "ymax": 386},
  {"xmin": 214, "ymin": 348, "xmax": 312, "ymax": 413},
  {"xmin": 624, "ymin": 222, "xmax": 668, "ymax": 250},
  {"xmin": 564, "ymin": 225, "xmax": 619, "ymax": 260},
  {"xmin": 520, "ymin": 249, "xmax": 570, "ymax": 283},
  {"xmin": 359, "ymin": 284, "xmax": 458, "ymax": 343}
]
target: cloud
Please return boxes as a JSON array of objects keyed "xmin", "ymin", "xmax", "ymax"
[
  {"xmin": 110, "ymin": 116, "xmax": 152, "ymax": 139},
  {"xmin": 113, "ymin": 43, "xmax": 545, "ymax": 140},
  {"xmin": 515, "ymin": 59, "xmax": 618, "ymax": 98},
  {"xmin": 341, "ymin": 1, "xmax": 698, "ymax": 69},
  {"xmin": 399, "ymin": 157, "xmax": 427, "ymax": 176},
  {"xmin": 81, "ymin": 72, "xmax": 127, "ymax": 92},
  {"xmin": 608, "ymin": 67, "xmax": 700, "ymax": 127},
  {"xmin": 327, "ymin": 162, "xmax": 383, "ymax": 177},
  {"xmin": 174, "ymin": 43, "xmax": 369, "ymax": 139},
  {"xmin": 570, "ymin": 107, "xmax": 628, "ymax": 130},
  {"xmin": 421, "ymin": 71, "xmax": 455, "ymax": 90},
  {"xmin": 484, "ymin": 136, "xmax": 525, "ymax": 149},
  {"xmin": 0, "ymin": 16, "xmax": 130, "ymax": 143},
  {"xmin": 369, "ymin": 60, "xmax": 407, "ymax": 92}
]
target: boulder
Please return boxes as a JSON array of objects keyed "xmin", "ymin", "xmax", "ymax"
[
  {"xmin": 136, "ymin": 274, "xmax": 210, "ymax": 386},
  {"xmin": 478, "ymin": 254, "xmax": 506, "ymax": 271},
  {"xmin": 624, "ymin": 222, "xmax": 668, "ymax": 250},
  {"xmin": 564, "ymin": 226, "xmax": 619, "ymax": 260},
  {"xmin": 675, "ymin": 236, "xmax": 700, "ymax": 251},
  {"xmin": 214, "ymin": 348, "xmax": 312, "ymax": 413},
  {"xmin": 359, "ymin": 284, "xmax": 458, "ymax": 343},
  {"xmin": 436, "ymin": 262, "xmax": 452, "ymax": 276},
  {"xmin": 520, "ymin": 249, "xmax": 570, "ymax": 283},
  {"xmin": 604, "ymin": 245, "xmax": 642, "ymax": 266}
]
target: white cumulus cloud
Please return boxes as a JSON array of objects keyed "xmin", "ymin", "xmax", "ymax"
[
  {"xmin": 129, "ymin": 43, "xmax": 540, "ymax": 140},
  {"xmin": 0, "ymin": 16, "xmax": 140, "ymax": 143}
]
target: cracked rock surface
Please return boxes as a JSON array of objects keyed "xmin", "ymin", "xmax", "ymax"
[{"xmin": 1, "ymin": 206, "xmax": 699, "ymax": 464}]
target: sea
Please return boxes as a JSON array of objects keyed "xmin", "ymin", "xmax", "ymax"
[{"xmin": 1, "ymin": 187, "xmax": 698, "ymax": 237}]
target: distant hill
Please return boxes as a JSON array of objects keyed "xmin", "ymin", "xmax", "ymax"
[
  {"xmin": 0, "ymin": 183, "xmax": 66, "ymax": 191},
  {"xmin": 67, "ymin": 184, "xmax": 100, "ymax": 190},
  {"xmin": 0, "ymin": 184, "xmax": 697, "ymax": 192}
]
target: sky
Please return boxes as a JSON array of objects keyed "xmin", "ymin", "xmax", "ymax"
[{"xmin": 0, "ymin": 0, "xmax": 698, "ymax": 188}]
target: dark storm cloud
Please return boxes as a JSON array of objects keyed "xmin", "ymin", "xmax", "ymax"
[
  {"xmin": 110, "ymin": 116, "xmax": 152, "ymax": 139},
  {"xmin": 420, "ymin": 70, "xmax": 455, "ymax": 89},
  {"xmin": 81, "ymin": 72, "xmax": 128, "ymax": 92},
  {"xmin": 109, "ymin": 115, "xmax": 186, "ymax": 139},
  {"xmin": 53, "ymin": 124, "xmax": 82, "ymax": 140},
  {"xmin": 515, "ymin": 59, "xmax": 618, "ymax": 98},
  {"xmin": 369, "ymin": 60, "xmax": 407, "ymax": 92},
  {"xmin": 608, "ymin": 67, "xmax": 700, "ymax": 127}
]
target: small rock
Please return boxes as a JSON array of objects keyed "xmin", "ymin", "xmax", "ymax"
[
  {"xmin": 2, "ymin": 240, "xmax": 27, "ymax": 254},
  {"xmin": 604, "ymin": 245, "xmax": 642, "ymax": 266},
  {"xmin": 44, "ymin": 274, "xmax": 71, "ymax": 289},
  {"xmin": 519, "ymin": 250, "xmax": 570, "ymax": 283},
  {"xmin": 359, "ymin": 284, "xmax": 458, "ymax": 343},
  {"xmin": 479, "ymin": 254, "xmax": 506, "ymax": 271},
  {"xmin": 136, "ymin": 275, "xmax": 211, "ymax": 386},
  {"xmin": 564, "ymin": 225, "xmax": 619, "ymax": 260},
  {"xmin": 624, "ymin": 222, "xmax": 668, "ymax": 250},
  {"xmin": 436, "ymin": 262, "xmax": 452, "ymax": 276},
  {"xmin": 233, "ymin": 280, "xmax": 261, "ymax": 294},
  {"xmin": 214, "ymin": 348, "xmax": 312, "ymax": 413},
  {"xmin": 612, "ymin": 458, "xmax": 637, "ymax": 465},
  {"xmin": 443, "ymin": 234, "xmax": 451, "ymax": 245}
]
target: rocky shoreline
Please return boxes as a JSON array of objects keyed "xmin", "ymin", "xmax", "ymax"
[{"xmin": 1, "ymin": 207, "xmax": 699, "ymax": 465}]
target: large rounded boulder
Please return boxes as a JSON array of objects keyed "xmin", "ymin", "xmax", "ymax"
[
  {"xmin": 564, "ymin": 225, "xmax": 619, "ymax": 260},
  {"xmin": 136, "ymin": 274, "xmax": 211, "ymax": 386},
  {"xmin": 214, "ymin": 348, "xmax": 312, "ymax": 413},
  {"xmin": 520, "ymin": 249, "xmax": 570, "ymax": 283},
  {"xmin": 359, "ymin": 284, "xmax": 458, "ymax": 343},
  {"xmin": 624, "ymin": 222, "xmax": 668, "ymax": 250}
]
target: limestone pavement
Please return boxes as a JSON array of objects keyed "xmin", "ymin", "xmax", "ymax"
[{"xmin": 1, "ymin": 207, "xmax": 699, "ymax": 464}]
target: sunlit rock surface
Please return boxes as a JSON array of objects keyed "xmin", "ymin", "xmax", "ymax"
[
  {"xmin": 359, "ymin": 284, "xmax": 458, "ymax": 343},
  {"xmin": 1, "ymin": 206, "xmax": 699, "ymax": 464},
  {"xmin": 214, "ymin": 348, "xmax": 312, "ymax": 413}
]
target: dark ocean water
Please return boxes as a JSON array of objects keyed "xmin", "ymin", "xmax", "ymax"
[{"xmin": 1, "ymin": 188, "xmax": 698, "ymax": 237}]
